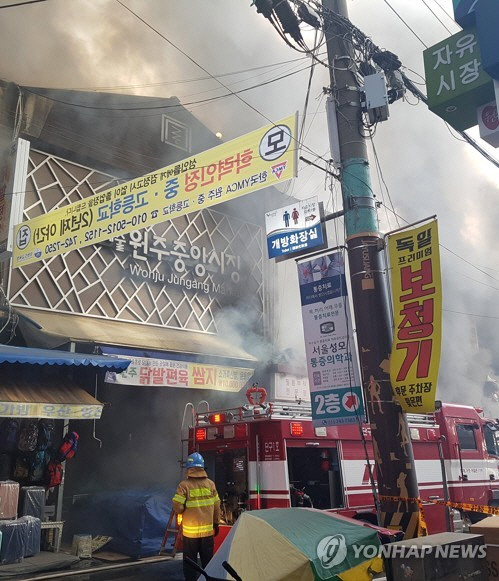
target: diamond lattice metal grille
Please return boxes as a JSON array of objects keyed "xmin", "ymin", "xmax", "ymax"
[{"xmin": 8, "ymin": 150, "xmax": 264, "ymax": 335}]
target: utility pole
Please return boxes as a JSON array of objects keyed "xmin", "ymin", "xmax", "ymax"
[{"xmin": 322, "ymin": 0, "xmax": 422, "ymax": 538}]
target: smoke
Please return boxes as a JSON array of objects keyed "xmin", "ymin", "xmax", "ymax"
[{"xmin": 0, "ymin": 0, "xmax": 498, "ymax": 416}]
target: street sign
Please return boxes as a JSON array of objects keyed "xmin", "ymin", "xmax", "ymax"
[
  {"xmin": 477, "ymin": 97, "xmax": 499, "ymax": 148},
  {"xmin": 265, "ymin": 196, "xmax": 323, "ymax": 259},
  {"xmin": 311, "ymin": 386, "xmax": 364, "ymax": 425},
  {"xmin": 452, "ymin": 0, "xmax": 477, "ymax": 28},
  {"xmin": 476, "ymin": 0, "xmax": 499, "ymax": 81},
  {"xmin": 424, "ymin": 28, "xmax": 495, "ymax": 131}
]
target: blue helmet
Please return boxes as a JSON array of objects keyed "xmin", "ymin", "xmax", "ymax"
[{"xmin": 186, "ymin": 452, "xmax": 204, "ymax": 469}]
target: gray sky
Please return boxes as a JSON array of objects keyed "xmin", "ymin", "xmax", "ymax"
[{"xmin": 1, "ymin": 0, "xmax": 498, "ymax": 410}]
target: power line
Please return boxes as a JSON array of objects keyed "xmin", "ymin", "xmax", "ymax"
[
  {"xmin": 115, "ymin": 0, "xmax": 271, "ymax": 125},
  {"xmin": 0, "ymin": 0, "xmax": 50, "ymax": 8},
  {"xmin": 58, "ymin": 55, "xmax": 314, "ymax": 93},
  {"xmin": 382, "ymin": 0, "xmax": 428, "ymax": 48},
  {"xmin": 444, "ymin": 308, "xmax": 499, "ymax": 321},
  {"xmin": 420, "ymin": 0, "xmax": 454, "ymax": 34},
  {"xmin": 23, "ymin": 64, "xmax": 314, "ymax": 112}
]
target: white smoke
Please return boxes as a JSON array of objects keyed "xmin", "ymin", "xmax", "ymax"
[{"xmin": 0, "ymin": 0, "xmax": 498, "ymax": 411}]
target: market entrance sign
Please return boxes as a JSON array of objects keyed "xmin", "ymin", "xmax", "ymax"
[
  {"xmin": 424, "ymin": 28, "xmax": 494, "ymax": 131},
  {"xmin": 12, "ymin": 115, "xmax": 297, "ymax": 267}
]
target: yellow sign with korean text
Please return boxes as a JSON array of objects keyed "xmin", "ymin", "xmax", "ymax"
[
  {"xmin": 0, "ymin": 401, "xmax": 102, "ymax": 420},
  {"xmin": 387, "ymin": 220, "xmax": 442, "ymax": 413},
  {"xmin": 13, "ymin": 114, "xmax": 298, "ymax": 267}
]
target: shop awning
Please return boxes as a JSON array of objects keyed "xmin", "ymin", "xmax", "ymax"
[
  {"xmin": 0, "ymin": 344, "xmax": 131, "ymax": 370},
  {"xmin": 0, "ymin": 375, "xmax": 103, "ymax": 419},
  {"xmin": 15, "ymin": 307, "xmax": 258, "ymax": 363}
]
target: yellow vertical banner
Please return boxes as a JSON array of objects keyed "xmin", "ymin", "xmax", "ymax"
[{"xmin": 387, "ymin": 220, "xmax": 442, "ymax": 413}]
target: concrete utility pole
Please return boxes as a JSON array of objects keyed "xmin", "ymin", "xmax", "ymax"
[{"xmin": 322, "ymin": 0, "xmax": 422, "ymax": 538}]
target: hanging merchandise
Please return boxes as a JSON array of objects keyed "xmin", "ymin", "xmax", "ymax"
[
  {"xmin": 0, "ymin": 418, "xmax": 20, "ymax": 452},
  {"xmin": 17, "ymin": 419, "xmax": 39, "ymax": 453},
  {"xmin": 45, "ymin": 460, "xmax": 63, "ymax": 489},
  {"xmin": 36, "ymin": 419, "xmax": 55, "ymax": 451},
  {"xmin": 56, "ymin": 432, "xmax": 79, "ymax": 462},
  {"xmin": 44, "ymin": 431, "xmax": 80, "ymax": 489}
]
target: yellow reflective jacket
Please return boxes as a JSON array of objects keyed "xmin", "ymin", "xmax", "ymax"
[{"xmin": 172, "ymin": 467, "xmax": 220, "ymax": 538}]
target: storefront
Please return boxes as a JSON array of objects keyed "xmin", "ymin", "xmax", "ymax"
[{"xmin": 0, "ymin": 344, "xmax": 130, "ymax": 521}]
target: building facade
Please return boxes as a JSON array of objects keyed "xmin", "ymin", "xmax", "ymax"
[{"xmin": 0, "ymin": 81, "xmax": 291, "ymax": 524}]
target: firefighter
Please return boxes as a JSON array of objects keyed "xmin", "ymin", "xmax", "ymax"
[{"xmin": 172, "ymin": 452, "xmax": 220, "ymax": 581}]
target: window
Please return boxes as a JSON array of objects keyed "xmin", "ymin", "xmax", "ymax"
[
  {"xmin": 456, "ymin": 423, "xmax": 477, "ymax": 450},
  {"xmin": 484, "ymin": 424, "xmax": 499, "ymax": 456}
]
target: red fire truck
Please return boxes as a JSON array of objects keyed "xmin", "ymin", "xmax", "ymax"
[{"xmin": 187, "ymin": 398, "xmax": 499, "ymax": 534}]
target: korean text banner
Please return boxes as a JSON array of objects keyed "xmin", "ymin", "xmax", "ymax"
[
  {"xmin": 298, "ymin": 251, "xmax": 364, "ymax": 427},
  {"xmin": 388, "ymin": 220, "xmax": 442, "ymax": 413},
  {"xmin": 105, "ymin": 356, "xmax": 254, "ymax": 392},
  {"xmin": 13, "ymin": 114, "xmax": 297, "ymax": 267},
  {"xmin": 265, "ymin": 196, "xmax": 323, "ymax": 259}
]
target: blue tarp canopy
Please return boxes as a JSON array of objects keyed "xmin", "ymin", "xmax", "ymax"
[
  {"xmin": 0, "ymin": 345, "xmax": 130, "ymax": 371},
  {"xmin": 70, "ymin": 488, "xmax": 174, "ymax": 558}
]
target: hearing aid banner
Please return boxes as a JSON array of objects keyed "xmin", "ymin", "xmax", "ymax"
[
  {"xmin": 298, "ymin": 250, "xmax": 364, "ymax": 426},
  {"xmin": 13, "ymin": 114, "xmax": 297, "ymax": 267},
  {"xmin": 387, "ymin": 220, "xmax": 442, "ymax": 413}
]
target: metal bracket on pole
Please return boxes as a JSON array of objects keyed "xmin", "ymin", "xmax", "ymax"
[{"xmin": 347, "ymin": 196, "xmax": 377, "ymax": 210}]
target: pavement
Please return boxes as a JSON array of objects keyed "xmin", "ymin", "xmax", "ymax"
[
  {"xmin": 0, "ymin": 549, "xmax": 390, "ymax": 580},
  {"xmin": 0, "ymin": 550, "xmax": 185, "ymax": 580}
]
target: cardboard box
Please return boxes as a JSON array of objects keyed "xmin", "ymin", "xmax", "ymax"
[{"xmin": 470, "ymin": 517, "xmax": 499, "ymax": 579}]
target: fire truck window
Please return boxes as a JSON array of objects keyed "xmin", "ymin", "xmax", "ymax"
[
  {"xmin": 456, "ymin": 424, "xmax": 477, "ymax": 451},
  {"xmin": 484, "ymin": 425, "xmax": 499, "ymax": 456}
]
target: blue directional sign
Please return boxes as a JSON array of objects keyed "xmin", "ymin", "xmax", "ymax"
[
  {"xmin": 265, "ymin": 196, "xmax": 324, "ymax": 259},
  {"xmin": 476, "ymin": 0, "xmax": 499, "ymax": 80},
  {"xmin": 453, "ymin": 0, "xmax": 477, "ymax": 28}
]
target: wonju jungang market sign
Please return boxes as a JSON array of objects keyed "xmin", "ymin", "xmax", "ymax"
[
  {"xmin": 387, "ymin": 219, "xmax": 442, "ymax": 413},
  {"xmin": 13, "ymin": 115, "xmax": 297, "ymax": 267}
]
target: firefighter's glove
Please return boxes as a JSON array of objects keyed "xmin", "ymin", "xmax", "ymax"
[{"xmin": 214, "ymin": 524, "xmax": 219, "ymax": 537}]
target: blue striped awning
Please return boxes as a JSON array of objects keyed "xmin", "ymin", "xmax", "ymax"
[{"xmin": 0, "ymin": 344, "xmax": 130, "ymax": 371}]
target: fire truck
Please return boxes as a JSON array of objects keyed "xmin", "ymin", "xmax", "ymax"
[{"xmin": 186, "ymin": 396, "xmax": 499, "ymax": 534}]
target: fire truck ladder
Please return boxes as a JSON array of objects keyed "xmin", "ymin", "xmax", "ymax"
[
  {"xmin": 159, "ymin": 509, "xmax": 182, "ymax": 557},
  {"xmin": 179, "ymin": 401, "xmax": 210, "ymax": 467},
  {"xmin": 160, "ymin": 401, "xmax": 211, "ymax": 557}
]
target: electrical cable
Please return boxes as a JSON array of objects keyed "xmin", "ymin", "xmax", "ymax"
[
  {"xmin": 381, "ymin": 0, "xmax": 428, "ymax": 48},
  {"xmin": 61, "ymin": 55, "xmax": 315, "ymax": 93},
  {"xmin": 0, "ymin": 0, "xmax": 50, "ymax": 8},
  {"xmin": 420, "ymin": 0, "xmax": 454, "ymax": 34}
]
